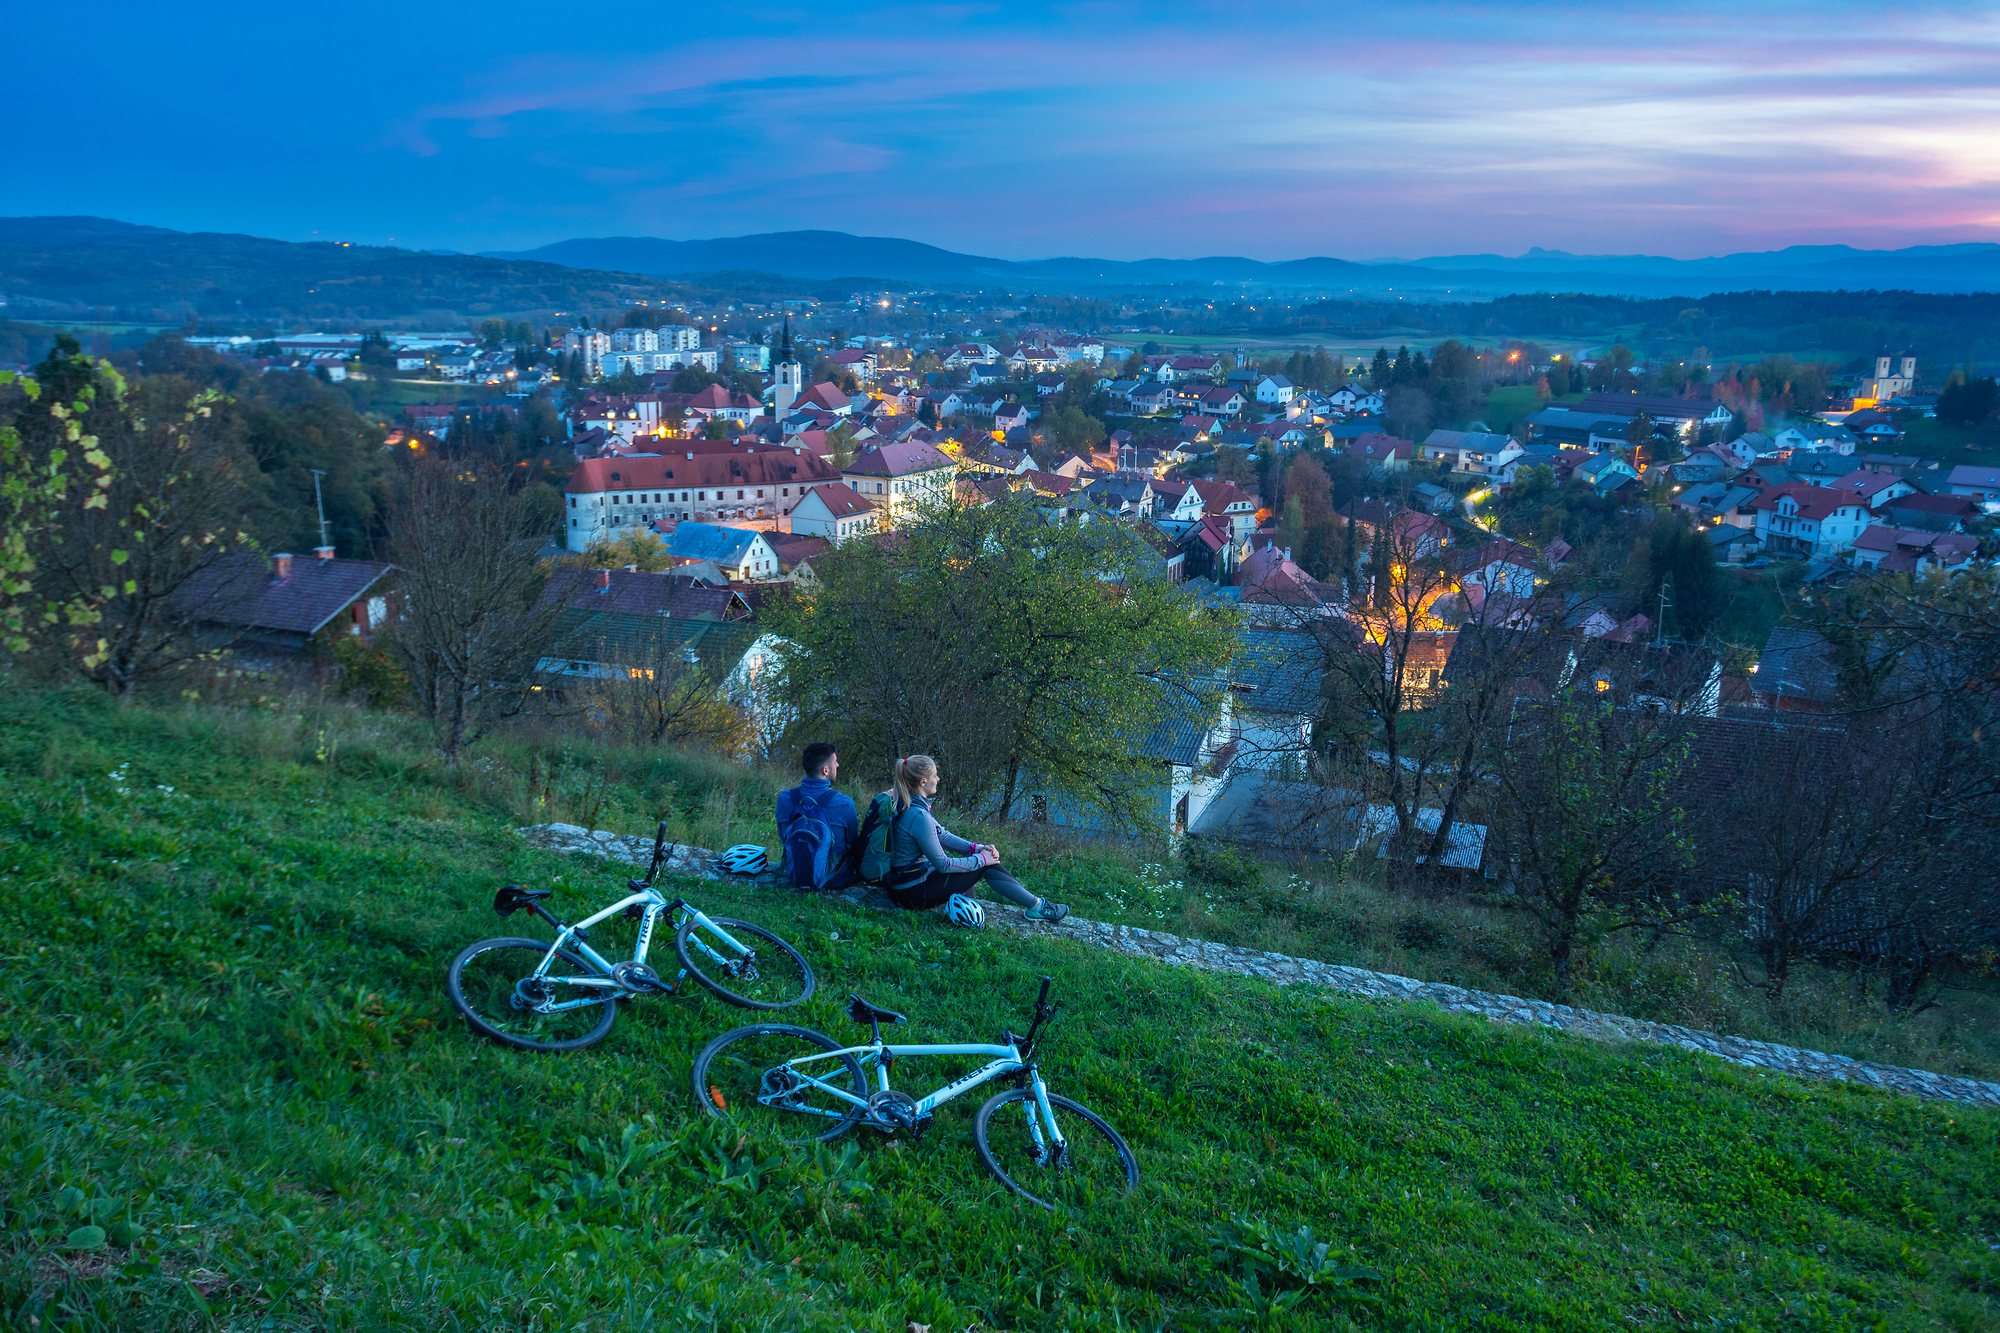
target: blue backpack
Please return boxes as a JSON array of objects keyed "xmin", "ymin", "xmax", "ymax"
[{"xmin": 781, "ymin": 788, "xmax": 839, "ymax": 890}]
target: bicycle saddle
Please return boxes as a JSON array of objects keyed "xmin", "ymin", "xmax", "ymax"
[
  {"xmin": 494, "ymin": 885, "xmax": 552, "ymax": 915},
  {"xmin": 846, "ymin": 994, "xmax": 908, "ymax": 1026}
]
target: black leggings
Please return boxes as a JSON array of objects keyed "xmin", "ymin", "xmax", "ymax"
[{"xmin": 886, "ymin": 864, "xmax": 1036, "ymax": 911}]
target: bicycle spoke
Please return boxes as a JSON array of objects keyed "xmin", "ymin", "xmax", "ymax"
[
  {"xmin": 691, "ymin": 1026, "xmax": 865, "ymax": 1144},
  {"xmin": 675, "ymin": 916, "xmax": 814, "ymax": 1010},
  {"xmin": 974, "ymin": 1090, "xmax": 1139, "ymax": 1211},
  {"xmin": 447, "ymin": 939, "xmax": 617, "ymax": 1053}
]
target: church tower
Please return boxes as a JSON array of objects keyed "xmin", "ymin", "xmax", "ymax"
[{"xmin": 772, "ymin": 317, "xmax": 803, "ymax": 419}]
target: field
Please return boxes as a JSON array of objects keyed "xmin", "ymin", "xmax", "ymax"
[{"xmin": 5, "ymin": 685, "xmax": 1998, "ymax": 1331}]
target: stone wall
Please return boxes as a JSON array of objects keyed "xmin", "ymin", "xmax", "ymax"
[{"xmin": 516, "ymin": 822, "xmax": 2000, "ymax": 1111}]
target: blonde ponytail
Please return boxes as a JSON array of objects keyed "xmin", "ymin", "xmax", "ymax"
[{"xmin": 891, "ymin": 754, "xmax": 936, "ymax": 814}]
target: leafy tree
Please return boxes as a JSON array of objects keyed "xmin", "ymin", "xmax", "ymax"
[
  {"xmin": 1049, "ymin": 405, "xmax": 1105, "ymax": 455},
  {"xmin": 581, "ymin": 527, "xmax": 672, "ymax": 571},
  {"xmin": 602, "ymin": 364, "xmax": 646, "ymax": 396},
  {"xmin": 1937, "ymin": 375, "xmax": 1997, "ymax": 425},
  {"xmin": 1274, "ymin": 495, "xmax": 1305, "ymax": 556},
  {"xmin": 0, "ymin": 341, "xmax": 117, "ymax": 652},
  {"xmin": 478, "ymin": 319, "xmax": 507, "ymax": 350},
  {"xmin": 668, "ymin": 365, "xmax": 723, "ymax": 394},
  {"xmin": 767, "ymin": 495, "xmax": 1236, "ymax": 827},
  {"xmin": 27, "ymin": 367, "xmax": 263, "ymax": 695}
]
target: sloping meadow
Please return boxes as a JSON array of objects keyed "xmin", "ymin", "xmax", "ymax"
[{"xmin": 2, "ymin": 688, "xmax": 1996, "ymax": 1331}]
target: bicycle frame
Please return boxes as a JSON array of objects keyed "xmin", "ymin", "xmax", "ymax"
[
  {"xmin": 769, "ymin": 1039, "xmax": 1071, "ymax": 1159},
  {"xmin": 526, "ymin": 887, "xmax": 753, "ymax": 1011}
]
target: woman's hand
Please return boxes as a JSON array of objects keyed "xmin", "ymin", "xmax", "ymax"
[{"xmin": 977, "ymin": 844, "xmax": 1000, "ymax": 867}]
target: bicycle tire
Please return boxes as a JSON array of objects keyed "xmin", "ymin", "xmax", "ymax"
[
  {"xmin": 973, "ymin": 1089, "xmax": 1140, "ymax": 1211},
  {"xmin": 691, "ymin": 1023, "xmax": 866, "ymax": 1144},
  {"xmin": 674, "ymin": 914, "xmax": 815, "ymax": 1010},
  {"xmin": 446, "ymin": 936, "xmax": 618, "ymax": 1053}
]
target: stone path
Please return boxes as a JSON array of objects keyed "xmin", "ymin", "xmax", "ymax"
[{"xmin": 517, "ymin": 823, "xmax": 2000, "ymax": 1111}]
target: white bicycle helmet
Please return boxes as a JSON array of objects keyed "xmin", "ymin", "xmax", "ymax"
[
  {"xmin": 943, "ymin": 893, "xmax": 985, "ymax": 929},
  {"xmin": 718, "ymin": 844, "xmax": 768, "ymax": 875}
]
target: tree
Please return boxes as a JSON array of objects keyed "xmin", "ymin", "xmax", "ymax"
[
  {"xmin": 1281, "ymin": 452, "xmax": 1332, "ymax": 527},
  {"xmin": 1937, "ymin": 375, "xmax": 1997, "ymax": 425},
  {"xmin": 1384, "ymin": 386, "xmax": 1434, "ymax": 441},
  {"xmin": 766, "ymin": 495, "xmax": 1236, "ymax": 828},
  {"xmin": 567, "ymin": 622, "xmax": 756, "ymax": 756},
  {"xmin": 670, "ymin": 365, "xmax": 724, "ymax": 395},
  {"xmin": 18, "ymin": 344, "xmax": 261, "ymax": 695},
  {"xmin": 1490, "ymin": 697, "xmax": 1699, "ymax": 997},
  {"xmin": 581, "ymin": 527, "xmax": 672, "ymax": 571},
  {"xmin": 388, "ymin": 460, "xmax": 567, "ymax": 766},
  {"xmin": 1273, "ymin": 495, "xmax": 1305, "ymax": 556},
  {"xmin": 478, "ymin": 319, "xmax": 507, "ymax": 350},
  {"xmin": 0, "ymin": 345, "xmax": 117, "ymax": 653},
  {"xmin": 1049, "ymin": 405, "xmax": 1105, "ymax": 455},
  {"xmin": 1368, "ymin": 348, "xmax": 1391, "ymax": 389}
]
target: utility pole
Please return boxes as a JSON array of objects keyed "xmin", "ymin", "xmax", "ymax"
[{"xmin": 309, "ymin": 469, "xmax": 331, "ymax": 552}]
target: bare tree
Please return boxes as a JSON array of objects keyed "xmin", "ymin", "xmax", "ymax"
[
  {"xmin": 389, "ymin": 459, "xmax": 565, "ymax": 765},
  {"xmin": 1489, "ymin": 697, "xmax": 1701, "ymax": 998},
  {"xmin": 566, "ymin": 625, "xmax": 757, "ymax": 757}
]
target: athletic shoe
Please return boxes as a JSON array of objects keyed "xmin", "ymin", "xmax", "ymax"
[{"xmin": 1024, "ymin": 899, "xmax": 1069, "ymax": 924}]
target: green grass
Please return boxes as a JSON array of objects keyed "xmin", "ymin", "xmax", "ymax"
[{"xmin": 5, "ymin": 686, "xmax": 1999, "ymax": 1331}]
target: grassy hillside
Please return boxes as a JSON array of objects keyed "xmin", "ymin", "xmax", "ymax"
[{"xmin": 4, "ymin": 686, "xmax": 1997, "ymax": 1331}]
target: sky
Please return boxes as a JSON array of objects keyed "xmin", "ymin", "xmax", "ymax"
[{"xmin": 9, "ymin": 1, "xmax": 2000, "ymax": 261}]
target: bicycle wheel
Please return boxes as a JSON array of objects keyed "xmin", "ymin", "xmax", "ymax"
[
  {"xmin": 674, "ymin": 914, "xmax": 815, "ymax": 1010},
  {"xmin": 691, "ymin": 1024, "xmax": 866, "ymax": 1144},
  {"xmin": 447, "ymin": 937, "xmax": 618, "ymax": 1053},
  {"xmin": 973, "ymin": 1089, "xmax": 1139, "ymax": 1211}
]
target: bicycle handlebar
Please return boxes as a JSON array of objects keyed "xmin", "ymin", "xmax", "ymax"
[{"xmin": 646, "ymin": 820, "xmax": 670, "ymax": 884}]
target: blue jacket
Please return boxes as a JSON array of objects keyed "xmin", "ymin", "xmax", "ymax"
[{"xmin": 776, "ymin": 778, "xmax": 858, "ymax": 874}]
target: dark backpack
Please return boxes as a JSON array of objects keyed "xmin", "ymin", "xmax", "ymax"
[{"xmin": 781, "ymin": 788, "xmax": 838, "ymax": 890}]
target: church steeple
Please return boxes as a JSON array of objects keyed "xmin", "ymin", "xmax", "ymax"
[{"xmin": 772, "ymin": 316, "xmax": 804, "ymax": 419}]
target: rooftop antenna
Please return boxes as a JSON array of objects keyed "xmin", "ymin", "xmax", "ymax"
[{"xmin": 309, "ymin": 469, "xmax": 331, "ymax": 552}]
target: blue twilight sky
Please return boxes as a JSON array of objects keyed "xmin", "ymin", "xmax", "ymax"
[{"xmin": 8, "ymin": 1, "xmax": 2000, "ymax": 260}]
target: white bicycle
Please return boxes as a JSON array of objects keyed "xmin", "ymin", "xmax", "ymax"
[
  {"xmin": 691, "ymin": 978, "xmax": 1139, "ymax": 1211},
  {"xmin": 448, "ymin": 822, "xmax": 814, "ymax": 1053}
]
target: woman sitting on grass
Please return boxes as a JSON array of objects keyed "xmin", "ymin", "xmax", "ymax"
[{"xmin": 883, "ymin": 754, "xmax": 1068, "ymax": 925}]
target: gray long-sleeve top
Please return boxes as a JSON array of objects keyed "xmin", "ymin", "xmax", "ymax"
[{"xmin": 888, "ymin": 793, "xmax": 981, "ymax": 877}]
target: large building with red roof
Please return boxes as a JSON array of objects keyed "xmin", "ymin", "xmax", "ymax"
[{"xmin": 563, "ymin": 445, "xmax": 840, "ymax": 551}]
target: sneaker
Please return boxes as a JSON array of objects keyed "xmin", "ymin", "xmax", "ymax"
[{"xmin": 1024, "ymin": 899, "xmax": 1069, "ymax": 924}]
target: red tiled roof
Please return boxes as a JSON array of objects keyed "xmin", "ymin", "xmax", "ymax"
[
  {"xmin": 1748, "ymin": 483, "xmax": 1869, "ymax": 521},
  {"xmin": 568, "ymin": 448, "xmax": 838, "ymax": 493},
  {"xmin": 798, "ymin": 482, "xmax": 876, "ymax": 518}
]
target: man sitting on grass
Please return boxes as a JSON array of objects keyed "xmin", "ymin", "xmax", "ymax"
[{"xmin": 775, "ymin": 742, "xmax": 859, "ymax": 891}]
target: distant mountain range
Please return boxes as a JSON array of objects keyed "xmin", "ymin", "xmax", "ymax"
[
  {"xmin": 486, "ymin": 232, "xmax": 2000, "ymax": 297},
  {"xmin": 4, "ymin": 216, "xmax": 1997, "ymax": 330}
]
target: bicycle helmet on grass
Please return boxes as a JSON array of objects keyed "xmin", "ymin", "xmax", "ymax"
[
  {"xmin": 718, "ymin": 844, "xmax": 768, "ymax": 875},
  {"xmin": 943, "ymin": 894, "xmax": 985, "ymax": 929}
]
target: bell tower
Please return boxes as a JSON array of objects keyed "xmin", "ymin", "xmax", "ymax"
[{"xmin": 772, "ymin": 317, "xmax": 803, "ymax": 419}]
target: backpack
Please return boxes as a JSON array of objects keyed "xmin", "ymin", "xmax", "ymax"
[
  {"xmin": 855, "ymin": 792, "xmax": 899, "ymax": 885},
  {"xmin": 781, "ymin": 788, "xmax": 838, "ymax": 891}
]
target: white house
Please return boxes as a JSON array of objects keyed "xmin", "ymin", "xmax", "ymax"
[
  {"xmin": 1255, "ymin": 375, "xmax": 1296, "ymax": 405},
  {"xmin": 788, "ymin": 483, "xmax": 880, "ymax": 544},
  {"xmin": 659, "ymin": 522, "xmax": 781, "ymax": 582},
  {"xmin": 1750, "ymin": 484, "xmax": 1874, "ymax": 557},
  {"xmin": 841, "ymin": 441, "xmax": 958, "ymax": 528}
]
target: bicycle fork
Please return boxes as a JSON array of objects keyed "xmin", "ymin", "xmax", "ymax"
[{"xmin": 1020, "ymin": 1067, "xmax": 1069, "ymax": 1168}]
